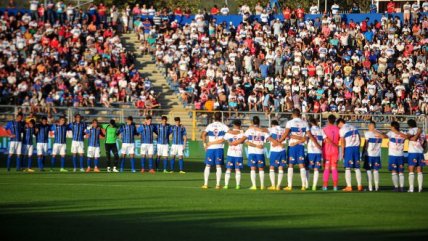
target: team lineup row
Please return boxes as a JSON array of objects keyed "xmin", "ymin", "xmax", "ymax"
[{"xmin": 201, "ymin": 110, "xmax": 427, "ymax": 193}]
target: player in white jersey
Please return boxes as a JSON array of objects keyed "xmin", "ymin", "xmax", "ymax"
[
  {"xmin": 406, "ymin": 119, "xmax": 426, "ymax": 192},
  {"xmin": 202, "ymin": 112, "xmax": 229, "ymax": 189},
  {"xmin": 337, "ymin": 118, "xmax": 363, "ymax": 192},
  {"xmin": 363, "ymin": 121, "xmax": 385, "ymax": 191},
  {"xmin": 245, "ymin": 116, "xmax": 269, "ymax": 190},
  {"xmin": 279, "ymin": 109, "xmax": 311, "ymax": 191},
  {"xmin": 306, "ymin": 118, "xmax": 323, "ymax": 191},
  {"xmin": 384, "ymin": 121, "xmax": 407, "ymax": 192},
  {"xmin": 267, "ymin": 120, "xmax": 287, "ymax": 190},
  {"xmin": 223, "ymin": 120, "xmax": 246, "ymax": 190}
]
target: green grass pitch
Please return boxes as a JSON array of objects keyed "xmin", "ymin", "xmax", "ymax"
[{"xmin": 0, "ymin": 157, "xmax": 428, "ymax": 241}]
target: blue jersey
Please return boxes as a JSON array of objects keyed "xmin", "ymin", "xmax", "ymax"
[
  {"xmin": 51, "ymin": 124, "xmax": 68, "ymax": 144},
  {"xmin": 86, "ymin": 127, "xmax": 102, "ymax": 147},
  {"xmin": 156, "ymin": 124, "xmax": 171, "ymax": 145},
  {"xmin": 22, "ymin": 127, "xmax": 35, "ymax": 145},
  {"xmin": 119, "ymin": 124, "xmax": 138, "ymax": 143},
  {"xmin": 5, "ymin": 121, "xmax": 25, "ymax": 142},
  {"xmin": 36, "ymin": 124, "xmax": 51, "ymax": 143},
  {"xmin": 137, "ymin": 124, "xmax": 157, "ymax": 144},
  {"xmin": 171, "ymin": 125, "xmax": 187, "ymax": 145},
  {"xmin": 69, "ymin": 122, "xmax": 87, "ymax": 141}
]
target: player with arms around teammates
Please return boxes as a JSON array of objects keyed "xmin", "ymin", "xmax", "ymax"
[
  {"xmin": 306, "ymin": 118, "xmax": 323, "ymax": 191},
  {"xmin": 85, "ymin": 119, "xmax": 104, "ymax": 172},
  {"xmin": 406, "ymin": 119, "xmax": 426, "ymax": 192},
  {"xmin": 137, "ymin": 115, "xmax": 157, "ymax": 173},
  {"xmin": 118, "ymin": 116, "xmax": 139, "ymax": 172},
  {"xmin": 5, "ymin": 113, "xmax": 25, "ymax": 172},
  {"xmin": 202, "ymin": 112, "xmax": 229, "ymax": 189},
  {"xmin": 69, "ymin": 114, "xmax": 87, "ymax": 172},
  {"xmin": 363, "ymin": 121, "xmax": 385, "ymax": 191},
  {"xmin": 170, "ymin": 117, "xmax": 187, "ymax": 173},
  {"xmin": 22, "ymin": 120, "xmax": 36, "ymax": 172},
  {"xmin": 156, "ymin": 116, "xmax": 172, "ymax": 173},
  {"xmin": 50, "ymin": 116, "xmax": 69, "ymax": 172},
  {"xmin": 384, "ymin": 121, "xmax": 407, "ymax": 192},
  {"xmin": 35, "ymin": 117, "xmax": 51, "ymax": 171},
  {"xmin": 267, "ymin": 120, "xmax": 287, "ymax": 190},
  {"xmin": 223, "ymin": 120, "xmax": 246, "ymax": 189}
]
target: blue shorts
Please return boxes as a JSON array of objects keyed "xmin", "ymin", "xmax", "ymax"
[
  {"xmin": 306, "ymin": 153, "xmax": 322, "ymax": 170},
  {"xmin": 407, "ymin": 153, "xmax": 425, "ymax": 167},
  {"xmin": 205, "ymin": 149, "xmax": 224, "ymax": 166},
  {"xmin": 269, "ymin": 151, "xmax": 287, "ymax": 168},
  {"xmin": 248, "ymin": 154, "xmax": 265, "ymax": 168},
  {"xmin": 388, "ymin": 156, "xmax": 404, "ymax": 172},
  {"xmin": 226, "ymin": 156, "xmax": 243, "ymax": 169},
  {"xmin": 344, "ymin": 146, "xmax": 361, "ymax": 168},
  {"xmin": 288, "ymin": 145, "xmax": 305, "ymax": 165},
  {"xmin": 367, "ymin": 156, "xmax": 382, "ymax": 170}
]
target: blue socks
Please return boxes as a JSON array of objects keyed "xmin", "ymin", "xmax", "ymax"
[
  {"xmin": 120, "ymin": 158, "xmax": 125, "ymax": 170},
  {"xmin": 156, "ymin": 157, "xmax": 160, "ymax": 169},
  {"xmin": 87, "ymin": 158, "xmax": 91, "ymax": 168},
  {"xmin": 163, "ymin": 158, "xmax": 168, "ymax": 171},
  {"xmin": 149, "ymin": 158, "xmax": 153, "ymax": 170},
  {"xmin": 51, "ymin": 157, "xmax": 56, "ymax": 168},
  {"xmin": 141, "ymin": 157, "xmax": 146, "ymax": 170},
  {"xmin": 37, "ymin": 156, "xmax": 43, "ymax": 170},
  {"xmin": 60, "ymin": 157, "xmax": 65, "ymax": 168},
  {"xmin": 80, "ymin": 156, "xmax": 84, "ymax": 169},
  {"xmin": 179, "ymin": 158, "xmax": 184, "ymax": 171},
  {"xmin": 170, "ymin": 158, "xmax": 175, "ymax": 171},
  {"xmin": 27, "ymin": 156, "xmax": 32, "ymax": 169},
  {"xmin": 72, "ymin": 156, "xmax": 77, "ymax": 169},
  {"xmin": 16, "ymin": 156, "xmax": 21, "ymax": 170},
  {"xmin": 131, "ymin": 158, "xmax": 135, "ymax": 170},
  {"xmin": 94, "ymin": 159, "xmax": 99, "ymax": 168},
  {"xmin": 6, "ymin": 156, "xmax": 11, "ymax": 171}
]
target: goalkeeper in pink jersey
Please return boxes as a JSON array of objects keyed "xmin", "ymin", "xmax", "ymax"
[{"xmin": 322, "ymin": 115, "xmax": 340, "ymax": 191}]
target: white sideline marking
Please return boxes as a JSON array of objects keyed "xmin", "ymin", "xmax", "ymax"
[{"xmin": 0, "ymin": 182, "xmax": 201, "ymax": 189}]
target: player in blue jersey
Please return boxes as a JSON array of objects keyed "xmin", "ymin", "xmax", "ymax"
[
  {"xmin": 50, "ymin": 116, "xmax": 69, "ymax": 172},
  {"xmin": 202, "ymin": 112, "xmax": 229, "ymax": 189},
  {"xmin": 337, "ymin": 118, "xmax": 363, "ymax": 192},
  {"xmin": 5, "ymin": 113, "xmax": 25, "ymax": 171},
  {"xmin": 363, "ymin": 121, "xmax": 385, "ymax": 191},
  {"xmin": 267, "ymin": 120, "xmax": 287, "ymax": 190},
  {"xmin": 118, "ymin": 116, "xmax": 139, "ymax": 172},
  {"xmin": 406, "ymin": 119, "xmax": 426, "ymax": 192},
  {"xmin": 69, "ymin": 114, "xmax": 87, "ymax": 172},
  {"xmin": 35, "ymin": 117, "xmax": 51, "ymax": 171},
  {"xmin": 245, "ymin": 116, "xmax": 269, "ymax": 190},
  {"xmin": 223, "ymin": 120, "xmax": 246, "ymax": 189},
  {"xmin": 85, "ymin": 119, "xmax": 104, "ymax": 173},
  {"xmin": 22, "ymin": 120, "xmax": 36, "ymax": 173},
  {"xmin": 306, "ymin": 118, "xmax": 323, "ymax": 191},
  {"xmin": 137, "ymin": 116, "xmax": 157, "ymax": 173},
  {"xmin": 156, "ymin": 116, "xmax": 172, "ymax": 173},
  {"xmin": 170, "ymin": 117, "xmax": 187, "ymax": 173},
  {"xmin": 279, "ymin": 109, "xmax": 311, "ymax": 191}
]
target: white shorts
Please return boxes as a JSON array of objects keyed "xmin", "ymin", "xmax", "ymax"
[
  {"xmin": 170, "ymin": 144, "xmax": 184, "ymax": 156},
  {"xmin": 87, "ymin": 146, "xmax": 100, "ymax": 158},
  {"xmin": 71, "ymin": 141, "xmax": 85, "ymax": 154},
  {"xmin": 37, "ymin": 143, "xmax": 48, "ymax": 156},
  {"xmin": 52, "ymin": 143, "xmax": 67, "ymax": 156},
  {"xmin": 157, "ymin": 144, "xmax": 169, "ymax": 157},
  {"xmin": 121, "ymin": 143, "xmax": 135, "ymax": 155},
  {"xmin": 22, "ymin": 144, "xmax": 34, "ymax": 156},
  {"xmin": 140, "ymin": 143, "xmax": 154, "ymax": 156},
  {"xmin": 9, "ymin": 141, "xmax": 22, "ymax": 155}
]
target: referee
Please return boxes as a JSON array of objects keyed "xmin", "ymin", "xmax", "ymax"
[{"xmin": 102, "ymin": 119, "xmax": 120, "ymax": 173}]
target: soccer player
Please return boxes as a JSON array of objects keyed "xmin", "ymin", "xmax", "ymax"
[
  {"xmin": 102, "ymin": 119, "xmax": 120, "ymax": 172},
  {"xmin": 35, "ymin": 117, "xmax": 51, "ymax": 171},
  {"xmin": 202, "ymin": 112, "xmax": 229, "ymax": 189},
  {"xmin": 267, "ymin": 120, "xmax": 286, "ymax": 190},
  {"xmin": 69, "ymin": 114, "xmax": 87, "ymax": 172},
  {"xmin": 279, "ymin": 109, "xmax": 310, "ymax": 191},
  {"xmin": 245, "ymin": 116, "xmax": 269, "ymax": 190},
  {"xmin": 363, "ymin": 121, "xmax": 385, "ymax": 192},
  {"xmin": 51, "ymin": 116, "xmax": 68, "ymax": 172},
  {"xmin": 170, "ymin": 117, "xmax": 187, "ymax": 173},
  {"xmin": 337, "ymin": 118, "xmax": 363, "ymax": 192},
  {"xmin": 406, "ymin": 119, "xmax": 426, "ymax": 192},
  {"xmin": 22, "ymin": 120, "xmax": 36, "ymax": 172},
  {"xmin": 156, "ymin": 116, "xmax": 172, "ymax": 173},
  {"xmin": 307, "ymin": 118, "xmax": 323, "ymax": 191},
  {"xmin": 137, "ymin": 116, "xmax": 157, "ymax": 173},
  {"xmin": 85, "ymin": 119, "xmax": 103, "ymax": 172},
  {"xmin": 118, "ymin": 116, "xmax": 139, "ymax": 172},
  {"xmin": 223, "ymin": 120, "xmax": 246, "ymax": 189},
  {"xmin": 385, "ymin": 121, "xmax": 407, "ymax": 192},
  {"xmin": 5, "ymin": 113, "xmax": 25, "ymax": 171},
  {"xmin": 322, "ymin": 114, "xmax": 340, "ymax": 191}
]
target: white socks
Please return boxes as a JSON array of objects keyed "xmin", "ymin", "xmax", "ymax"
[
  {"xmin": 277, "ymin": 170, "xmax": 284, "ymax": 188},
  {"xmin": 216, "ymin": 167, "xmax": 222, "ymax": 186},
  {"xmin": 225, "ymin": 170, "xmax": 231, "ymax": 186},
  {"xmin": 259, "ymin": 170, "xmax": 265, "ymax": 188},
  {"xmin": 374, "ymin": 170, "xmax": 379, "ymax": 191},
  {"xmin": 287, "ymin": 167, "xmax": 293, "ymax": 188},
  {"xmin": 269, "ymin": 170, "xmax": 275, "ymax": 187},
  {"xmin": 367, "ymin": 170, "xmax": 373, "ymax": 191},
  {"xmin": 313, "ymin": 170, "xmax": 319, "ymax": 189},
  {"xmin": 203, "ymin": 166, "xmax": 210, "ymax": 186},
  {"xmin": 355, "ymin": 169, "xmax": 362, "ymax": 186},
  {"xmin": 418, "ymin": 172, "xmax": 423, "ymax": 192},
  {"xmin": 300, "ymin": 168, "xmax": 307, "ymax": 188},
  {"xmin": 399, "ymin": 173, "xmax": 404, "ymax": 188},
  {"xmin": 345, "ymin": 169, "xmax": 352, "ymax": 187},
  {"xmin": 236, "ymin": 171, "xmax": 241, "ymax": 186},
  {"xmin": 250, "ymin": 170, "xmax": 256, "ymax": 187},
  {"xmin": 409, "ymin": 172, "xmax": 415, "ymax": 192},
  {"xmin": 392, "ymin": 173, "xmax": 398, "ymax": 188}
]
